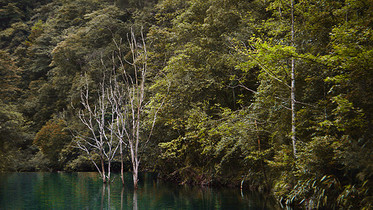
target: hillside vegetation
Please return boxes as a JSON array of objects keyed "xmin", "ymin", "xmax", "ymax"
[{"xmin": 0, "ymin": 0, "xmax": 372, "ymax": 208}]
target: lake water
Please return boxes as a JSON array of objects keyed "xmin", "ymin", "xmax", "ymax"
[{"xmin": 0, "ymin": 172, "xmax": 278, "ymax": 209}]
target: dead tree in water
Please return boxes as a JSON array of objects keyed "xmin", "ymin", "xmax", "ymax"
[
  {"xmin": 109, "ymin": 28, "xmax": 164, "ymax": 188},
  {"xmin": 76, "ymin": 74, "xmax": 119, "ymax": 183},
  {"xmin": 76, "ymin": 28, "xmax": 164, "ymax": 188}
]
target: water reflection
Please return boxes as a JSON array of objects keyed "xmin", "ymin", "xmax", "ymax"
[
  {"xmin": 0, "ymin": 172, "xmax": 277, "ymax": 209},
  {"xmin": 133, "ymin": 190, "xmax": 138, "ymax": 210},
  {"xmin": 121, "ymin": 186, "xmax": 124, "ymax": 210}
]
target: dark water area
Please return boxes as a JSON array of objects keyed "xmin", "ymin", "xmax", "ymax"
[{"xmin": 0, "ymin": 172, "xmax": 278, "ymax": 209}]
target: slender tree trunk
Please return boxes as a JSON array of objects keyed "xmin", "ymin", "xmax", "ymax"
[
  {"xmin": 101, "ymin": 157, "xmax": 106, "ymax": 183},
  {"xmin": 131, "ymin": 144, "xmax": 139, "ymax": 189},
  {"xmin": 108, "ymin": 161, "xmax": 111, "ymax": 183},
  {"xmin": 120, "ymin": 143, "xmax": 124, "ymax": 186},
  {"xmin": 291, "ymin": 60, "xmax": 296, "ymax": 157},
  {"xmin": 290, "ymin": 0, "xmax": 297, "ymax": 158},
  {"xmin": 133, "ymin": 170, "xmax": 138, "ymax": 189}
]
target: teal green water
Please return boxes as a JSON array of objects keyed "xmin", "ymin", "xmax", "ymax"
[{"xmin": 0, "ymin": 172, "xmax": 277, "ymax": 209}]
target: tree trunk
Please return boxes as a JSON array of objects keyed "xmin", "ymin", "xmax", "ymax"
[
  {"xmin": 108, "ymin": 161, "xmax": 111, "ymax": 183},
  {"xmin": 133, "ymin": 170, "xmax": 138, "ymax": 189},
  {"xmin": 290, "ymin": 0, "xmax": 297, "ymax": 158},
  {"xmin": 120, "ymin": 143, "xmax": 125, "ymax": 186},
  {"xmin": 133, "ymin": 190, "xmax": 138, "ymax": 210},
  {"xmin": 291, "ymin": 59, "xmax": 296, "ymax": 158},
  {"xmin": 101, "ymin": 158, "xmax": 106, "ymax": 183}
]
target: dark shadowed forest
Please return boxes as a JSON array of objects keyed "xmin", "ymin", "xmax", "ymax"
[{"xmin": 0, "ymin": 0, "xmax": 372, "ymax": 208}]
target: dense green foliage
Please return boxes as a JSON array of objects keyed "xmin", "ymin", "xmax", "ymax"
[{"xmin": 1, "ymin": 0, "xmax": 372, "ymax": 208}]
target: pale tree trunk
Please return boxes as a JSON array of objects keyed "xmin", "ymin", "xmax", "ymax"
[
  {"xmin": 133, "ymin": 165, "xmax": 139, "ymax": 189},
  {"xmin": 101, "ymin": 157, "xmax": 106, "ymax": 183},
  {"xmin": 290, "ymin": 0, "xmax": 297, "ymax": 158},
  {"xmin": 120, "ymin": 143, "xmax": 125, "ymax": 185}
]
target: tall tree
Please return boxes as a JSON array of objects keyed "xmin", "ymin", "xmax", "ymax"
[
  {"xmin": 290, "ymin": 0, "xmax": 296, "ymax": 157},
  {"xmin": 110, "ymin": 28, "xmax": 163, "ymax": 188}
]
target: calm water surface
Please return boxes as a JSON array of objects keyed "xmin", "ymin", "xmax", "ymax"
[{"xmin": 0, "ymin": 172, "xmax": 277, "ymax": 209}]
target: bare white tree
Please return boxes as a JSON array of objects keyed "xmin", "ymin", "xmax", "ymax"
[
  {"xmin": 109, "ymin": 27, "xmax": 165, "ymax": 188},
  {"xmin": 107, "ymin": 67, "xmax": 128, "ymax": 186},
  {"xmin": 76, "ymin": 27, "xmax": 164, "ymax": 188},
  {"xmin": 76, "ymin": 73, "xmax": 119, "ymax": 183}
]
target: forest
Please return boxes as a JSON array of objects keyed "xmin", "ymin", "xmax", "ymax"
[{"xmin": 0, "ymin": 0, "xmax": 372, "ymax": 208}]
